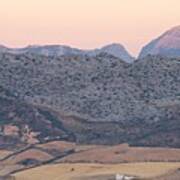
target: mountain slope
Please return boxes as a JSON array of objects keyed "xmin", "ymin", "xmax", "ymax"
[
  {"xmin": 0, "ymin": 53, "xmax": 180, "ymax": 147},
  {"xmin": 0, "ymin": 87, "xmax": 76, "ymax": 149},
  {"xmin": 139, "ymin": 26, "xmax": 180, "ymax": 58}
]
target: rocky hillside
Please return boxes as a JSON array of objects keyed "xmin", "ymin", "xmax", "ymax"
[
  {"xmin": 139, "ymin": 26, "xmax": 180, "ymax": 58},
  {"xmin": 0, "ymin": 53, "xmax": 179, "ymax": 147},
  {"xmin": 0, "ymin": 86, "xmax": 76, "ymax": 150}
]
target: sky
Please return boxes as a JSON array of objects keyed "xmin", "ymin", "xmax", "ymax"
[{"xmin": 0, "ymin": 0, "xmax": 180, "ymax": 56}]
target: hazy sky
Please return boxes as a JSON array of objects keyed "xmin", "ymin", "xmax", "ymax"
[{"xmin": 0, "ymin": 0, "xmax": 180, "ymax": 56}]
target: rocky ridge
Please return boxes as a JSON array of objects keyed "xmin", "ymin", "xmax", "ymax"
[{"xmin": 0, "ymin": 43, "xmax": 134, "ymax": 63}]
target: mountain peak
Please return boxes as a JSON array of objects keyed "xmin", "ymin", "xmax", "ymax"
[
  {"xmin": 100, "ymin": 43, "xmax": 134, "ymax": 63},
  {"xmin": 102, "ymin": 43, "xmax": 124, "ymax": 49},
  {"xmin": 165, "ymin": 25, "xmax": 180, "ymax": 37},
  {"xmin": 139, "ymin": 25, "xmax": 180, "ymax": 58}
]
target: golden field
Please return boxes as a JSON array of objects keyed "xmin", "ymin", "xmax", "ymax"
[
  {"xmin": 14, "ymin": 162, "xmax": 180, "ymax": 180},
  {"xmin": 1, "ymin": 142, "xmax": 180, "ymax": 179}
]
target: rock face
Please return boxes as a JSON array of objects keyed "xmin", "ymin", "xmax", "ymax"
[
  {"xmin": 0, "ymin": 53, "xmax": 180, "ymax": 147},
  {"xmin": 139, "ymin": 26, "xmax": 180, "ymax": 58},
  {"xmin": 0, "ymin": 43, "xmax": 134, "ymax": 63}
]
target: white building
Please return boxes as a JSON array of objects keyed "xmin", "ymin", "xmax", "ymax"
[{"xmin": 116, "ymin": 174, "xmax": 136, "ymax": 180}]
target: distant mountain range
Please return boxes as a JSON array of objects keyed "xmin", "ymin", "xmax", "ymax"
[
  {"xmin": 1, "ymin": 25, "xmax": 180, "ymax": 62},
  {"xmin": 139, "ymin": 26, "xmax": 180, "ymax": 58},
  {"xmin": 0, "ymin": 43, "xmax": 134, "ymax": 63}
]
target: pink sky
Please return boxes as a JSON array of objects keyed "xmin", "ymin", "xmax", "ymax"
[{"xmin": 0, "ymin": 0, "xmax": 180, "ymax": 56}]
